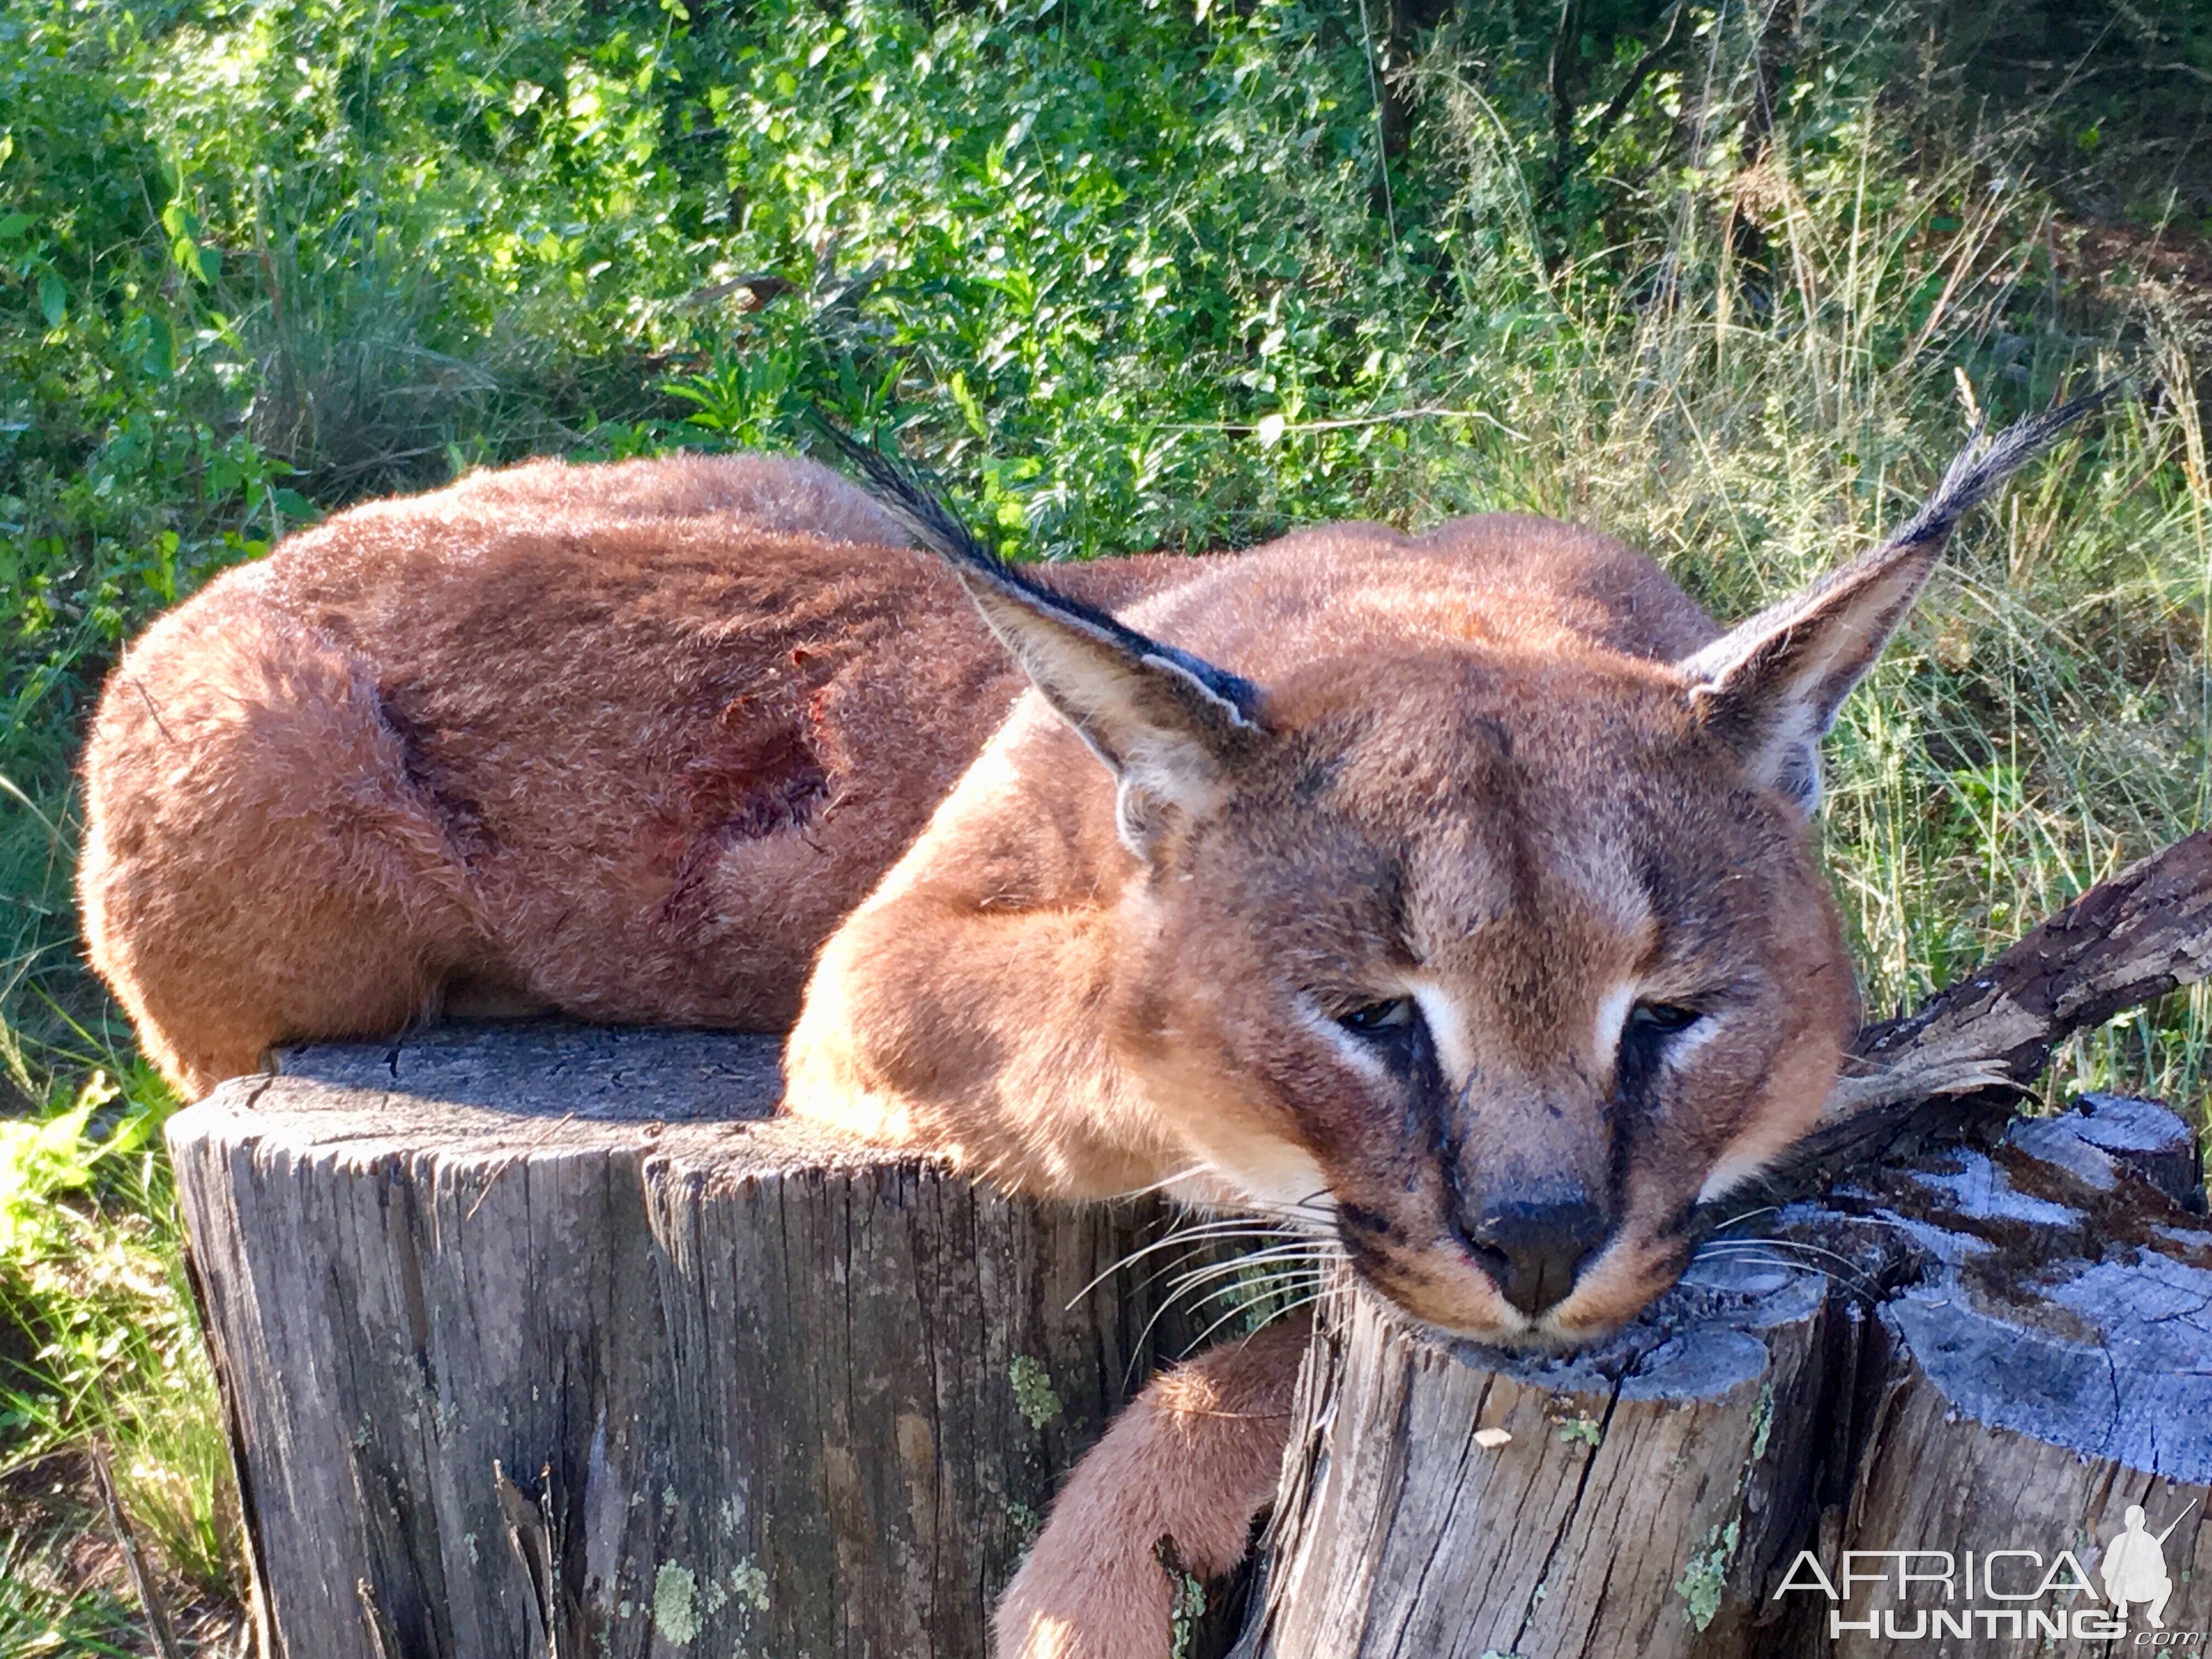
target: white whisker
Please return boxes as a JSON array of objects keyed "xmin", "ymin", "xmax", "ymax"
[
  {"xmin": 1123, "ymin": 1237, "xmax": 1345, "ymax": 1384},
  {"xmin": 1161, "ymin": 1247, "xmax": 1338, "ymax": 1303},
  {"xmin": 1685, "ymin": 1239, "xmax": 1880, "ymax": 1298},
  {"xmin": 1113, "ymin": 1165, "xmax": 1217, "ymax": 1201},
  {"xmin": 1181, "ymin": 1285, "xmax": 1329, "ymax": 1356},
  {"xmin": 1705, "ymin": 1204, "xmax": 1781, "ymax": 1231},
  {"xmin": 1066, "ymin": 1220, "xmax": 1305, "ymax": 1309}
]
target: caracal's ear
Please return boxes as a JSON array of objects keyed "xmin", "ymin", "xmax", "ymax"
[
  {"xmin": 1677, "ymin": 385, "xmax": 2117, "ymax": 812},
  {"xmin": 810, "ymin": 419, "xmax": 1265, "ymax": 860}
]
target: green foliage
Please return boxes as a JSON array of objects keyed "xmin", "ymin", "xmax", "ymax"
[
  {"xmin": 0, "ymin": 0, "xmax": 2209, "ymax": 1632},
  {"xmin": 1556, "ymin": 1412, "xmax": 1602, "ymax": 1449},
  {"xmin": 0, "ymin": 1072, "xmax": 238, "ymax": 1610},
  {"xmin": 0, "ymin": 1535, "xmax": 135, "ymax": 1658},
  {"xmin": 0, "ymin": 1074, "xmax": 143, "ymax": 1259},
  {"xmin": 1940, "ymin": 0, "xmax": 2212, "ymax": 231}
]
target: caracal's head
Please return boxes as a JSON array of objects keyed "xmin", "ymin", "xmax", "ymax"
[
  {"xmin": 826, "ymin": 396, "xmax": 2101, "ymax": 1350},
  {"xmin": 1121, "ymin": 643, "xmax": 1867, "ymax": 1350}
]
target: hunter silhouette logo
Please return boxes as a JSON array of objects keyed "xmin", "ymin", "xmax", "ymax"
[
  {"xmin": 2104, "ymin": 1502, "xmax": 2194, "ymax": 1629},
  {"xmin": 1769, "ymin": 1499, "xmax": 2199, "ymax": 1641}
]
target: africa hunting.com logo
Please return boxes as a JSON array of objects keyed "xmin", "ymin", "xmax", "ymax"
[{"xmin": 1770, "ymin": 1500, "xmax": 2196, "ymax": 1643}]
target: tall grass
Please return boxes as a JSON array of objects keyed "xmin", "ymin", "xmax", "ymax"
[
  {"xmin": 1389, "ymin": 101, "xmax": 2212, "ymax": 1099},
  {"xmin": 2, "ymin": 0, "xmax": 2208, "ymax": 1641}
]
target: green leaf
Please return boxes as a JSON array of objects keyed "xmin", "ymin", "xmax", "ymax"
[
  {"xmin": 949, "ymin": 371, "xmax": 989, "ymax": 439},
  {"xmin": 136, "ymin": 311, "xmax": 176, "ymax": 379},
  {"xmin": 36, "ymin": 269, "xmax": 64, "ymax": 327}
]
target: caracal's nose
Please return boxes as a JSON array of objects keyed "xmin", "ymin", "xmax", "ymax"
[{"xmin": 1458, "ymin": 1182, "xmax": 1609, "ymax": 1316}]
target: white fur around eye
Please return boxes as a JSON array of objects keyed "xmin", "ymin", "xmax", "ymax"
[
  {"xmin": 1658, "ymin": 1016, "xmax": 1722, "ymax": 1068},
  {"xmin": 1612, "ymin": 992, "xmax": 1724, "ymax": 1075},
  {"xmin": 1594, "ymin": 983, "xmax": 1636, "ymax": 1067},
  {"xmin": 1404, "ymin": 979, "xmax": 1474, "ymax": 1086},
  {"xmin": 1297, "ymin": 996, "xmax": 1393, "ymax": 1085}
]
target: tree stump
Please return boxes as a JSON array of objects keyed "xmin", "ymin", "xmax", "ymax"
[
  {"xmin": 1240, "ymin": 1093, "xmax": 2212, "ymax": 1657},
  {"xmin": 169, "ymin": 1025, "xmax": 1224, "ymax": 1659},
  {"xmin": 174, "ymin": 834, "xmax": 2212, "ymax": 1658}
]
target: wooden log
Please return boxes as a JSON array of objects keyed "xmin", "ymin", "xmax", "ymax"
[
  {"xmin": 1246, "ymin": 1255, "xmax": 1857, "ymax": 1658},
  {"xmin": 1788, "ymin": 827, "xmax": 2212, "ymax": 1173},
  {"xmin": 170, "ymin": 1024, "xmax": 1226, "ymax": 1659},
  {"xmin": 1813, "ymin": 1093, "xmax": 2210, "ymax": 1656},
  {"xmin": 1242, "ymin": 1094, "xmax": 2212, "ymax": 1657}
]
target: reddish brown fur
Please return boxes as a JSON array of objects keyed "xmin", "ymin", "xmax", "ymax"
[
  {"xmin": 79, "ymin": 454, "xmax": 1201, "ymax": 1093},
  {"xmin": 83, "ymin": 452, "xmax": 1952, "ymax": 1659},
  {"xmin": 787, "ymin": 514, "xmax": 1856, "ymax": 1332},
  {"xmin": 992, "ymin": 1314, "xmax": 1310, "ymax": 1658}
]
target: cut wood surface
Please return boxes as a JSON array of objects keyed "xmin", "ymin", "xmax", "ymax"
[
  {"xmin": 170, "ymin": 1025, "xmax": 1226, "ymax": 1659},
  {"xmin": 1246, "ymin": 1252, "xmax": 1851, "ymax": 1658},
  {"xmin": 1242, "ymin": 1096, "xmax": 2212, "ymax": 1658}
]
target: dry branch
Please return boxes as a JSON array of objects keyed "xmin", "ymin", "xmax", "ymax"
[{"xmin": 1776, "ymin": 826, "xmax": 2212, "ymax": 1182}]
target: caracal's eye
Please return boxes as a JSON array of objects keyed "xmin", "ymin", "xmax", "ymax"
[
  {"xmin": 1339, "ymin": 997, "xmax": 1416, "ymax": 1036},
  {"xmin": 1628, "ymin": 1002, "xmax": 1704, "ymax": 1037},
  {"xmin": 1618, "ymin": 1001, "xmax": 1706, "ymax": 1100}
]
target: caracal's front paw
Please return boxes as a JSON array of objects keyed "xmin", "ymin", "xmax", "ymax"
[{"xmin": 995, "ymin": 1531, "xmax": 1184, "ymax": 1659}]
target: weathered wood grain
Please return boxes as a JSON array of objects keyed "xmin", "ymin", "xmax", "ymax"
[
  {"xmin": 1814, "ymin": 1095, "xmax": 2211, "ymax": 1656},
  {"xmin": 1246, "ymin": 1259, "xmax": 1853, "ymax": 1658},
  {"xmin": 1244, "ymin": 1095, "xmax": 2212, "ymax": 1657},
  {"xmin": 171, "ymin": 1024, "xmax": 1225, "ymax": 1659},
  {"xmin": 1785, "ymin": 829, "xmax": 2212, "ymax": 1179}
]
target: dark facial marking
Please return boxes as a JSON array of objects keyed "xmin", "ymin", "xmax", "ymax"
[
  {"xmin": 1615, "ymin": 1001, "xmax": 1705, "ymax": 1108},
  {"xmin": 1336, "ymin": 1201, "xmax": 1407, "ymax": 1246}
]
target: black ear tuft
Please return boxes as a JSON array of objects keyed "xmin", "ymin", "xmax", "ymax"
[
  {"xmin": 804, "ymin": 411, "xmax": 1001, "ymax": 568},
  {"xmin": 1878, "ymin": 381, "xmax": 2122, "ymax": 555},
  {"xmin": 808, "ymin": 411, "xmax": 1266, "ymax": 859},
  {"xmin": 1677, "ymin": 382, "xmax": 2118, "ymax": 813},
  {"xmin": 805, "ymin": 411, "xmax": 1262, "ymax": 727}
]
